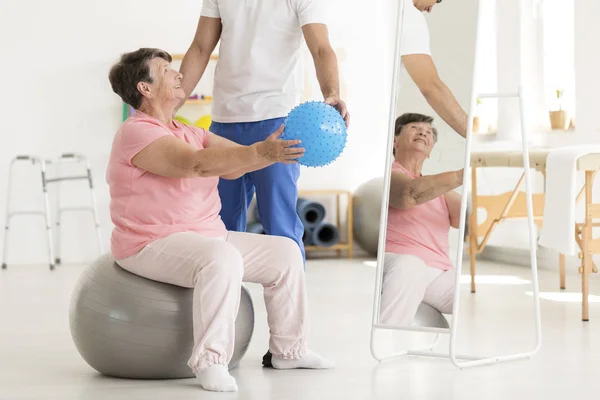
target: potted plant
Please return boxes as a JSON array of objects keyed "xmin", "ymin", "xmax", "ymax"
[
  {"xmin": 549, "ymin": 89, "xmax": 568, "ymax": 130},
  {"xmin": 472, "ymin": 97, "xmax": 482, "ymax": 133}
]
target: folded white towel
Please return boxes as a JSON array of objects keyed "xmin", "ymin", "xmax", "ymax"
[{"xmin": 538, "ymin": 146, "xmax": 600, "ymax": 255}]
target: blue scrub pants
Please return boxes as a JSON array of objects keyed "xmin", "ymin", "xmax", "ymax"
[{"xmin": 209, "ymin": 117, "xmax": 306, "ymax": 263}]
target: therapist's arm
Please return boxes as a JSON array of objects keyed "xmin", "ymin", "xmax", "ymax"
[
  {"xmin": 402, "ymin": 54, "xmax": 468, "ymax": 138},
  {"xmin": 177, "ymin": 16, "xmax": 222, "ymax": 110},
  {"xmin": 302, "ymin": 23, "xmax": 350, "ymax": 127}
]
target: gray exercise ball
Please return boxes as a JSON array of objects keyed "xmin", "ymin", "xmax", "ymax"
[
  {"xmin": 69, "ymin": 253, "xmax": 255, "ymax": 379},
  {"xmin": 353, "ymin": 177, "xmax": 384, "ymax": 256},
  {"xmin": 414, "ymin": 303, "xmax": 450, "ymax": 329}
]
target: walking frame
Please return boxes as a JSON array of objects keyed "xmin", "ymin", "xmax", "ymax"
[{"xmin": 2, "ymin": 153, "xmax": 103, "ymax": 270}]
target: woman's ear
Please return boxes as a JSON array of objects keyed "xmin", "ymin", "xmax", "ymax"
[{"xmin": 137, "ymin": 81, "xmax": 152, "ymax": 99}]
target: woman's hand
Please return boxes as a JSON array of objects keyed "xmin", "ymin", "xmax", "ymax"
[{"xmin": 253, "ymin": 125, "xmax": 305, "ymax": 164}]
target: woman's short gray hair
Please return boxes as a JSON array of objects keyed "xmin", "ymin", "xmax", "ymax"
[
  {"xmin": 108, "ymin": 48, "xmax": 172, "ymax": 109},
  {"xmin": 394, "ymin": 113, "xmax": 438, "ymax": 142}
]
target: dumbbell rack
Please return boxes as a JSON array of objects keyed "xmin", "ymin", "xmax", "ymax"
[{"xmin": 2, "ymin": 153, "xmax": 103, "ymax": 270}]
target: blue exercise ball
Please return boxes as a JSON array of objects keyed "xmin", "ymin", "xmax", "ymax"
[{"xmin": 282, "ymin": 101, "xmax": 347, "ymax": 167}]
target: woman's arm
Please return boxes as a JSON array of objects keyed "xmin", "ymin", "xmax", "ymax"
[
  {"xmin": 204, "ymin": 129, "xmax": 288, "ymax": 180},
  {"xmin": 444, "ymin": 190, "xmax": 462, "ymax": 229},
  {"xmin": 130, "ymin": 126, "xmax": 303, "ymax": 179},
  {"xmin": 389, "ymin": 168, "xmax": 463, "ymax": 210}
]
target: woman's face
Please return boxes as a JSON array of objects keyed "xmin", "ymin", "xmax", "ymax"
[
  {"xmin": 394, "ymin": 121, "xmax": 436, "ymax": 157},
  {"xmin": 141, "ymin": 57, "xmax": 185, "ymax": 105}
]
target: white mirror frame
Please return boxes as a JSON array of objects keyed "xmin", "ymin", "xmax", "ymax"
[{"xmin": 370, "ymin": 0, "xmax": 542, "ymax": 369}]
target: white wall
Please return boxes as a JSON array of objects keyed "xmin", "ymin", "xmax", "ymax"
[
  {"xmin": 574, "ymin": 0, "xmax": 600, "ymax": 140},
  {"xmin": 297, "ymin": 0, "xmax": 396, "ymax": 193},
  {"xmin": 0, "ymin": 0, "xmax": 398, "ymax": 264}
]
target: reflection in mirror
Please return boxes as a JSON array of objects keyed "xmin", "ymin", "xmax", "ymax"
[
  {"xmin": 379, "ymin": 113, "xmax": 464, "ymax": 329},
  {"xmin": 372, "ymin": 0, "xmax": 475, "ymax": 333}
]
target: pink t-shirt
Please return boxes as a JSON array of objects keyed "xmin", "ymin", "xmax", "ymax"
[
  {"xmin": 385, "ymin": 161, "xmax": 452, "ymax": 270},
  {"xmin": 106, "ymin": 110, "xmax": 227, "ymax": 260}
]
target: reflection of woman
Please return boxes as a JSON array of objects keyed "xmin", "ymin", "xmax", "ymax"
[
  {"xmin": 379, "ymin": 113, "xmax": 463, "ymax": 326},
  {"xmin": 106, "ymin": 48, "xmax": 332, "ymax": 393}
]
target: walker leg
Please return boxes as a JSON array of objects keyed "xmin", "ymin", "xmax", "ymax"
[
  {"xmin": 41, "ymin": 161, "xmax": 56, "ymax": 270},
  {"xmin": 2, "ymin": 160, "xmax": 16, "ymax": 270},
  {"xmin": 55, "ymin": 161, "xmax": 62, "ymax": 265},
  {"xmin": 87, "ymin": 165, "xmax": 103, "ymax": 255}
]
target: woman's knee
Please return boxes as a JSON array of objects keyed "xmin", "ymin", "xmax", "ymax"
[
  {"xmin": 384, "ymin": 254, "xmax": 422, "ymax": 280},
  {"xmin": 195, "ymin": 242, "xmax": 244, "ymax": 282},
  {"xmin": 272, "ymin": 236, "xmax": 304, "ymax": 273}
]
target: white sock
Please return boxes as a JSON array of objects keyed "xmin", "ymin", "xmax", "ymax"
[
  {"xmin": 271, "ymin": 349, "xmax": 334, "ymax": 370},
  {"xmin": 195, "ymin": 364, "xmax": 238, "ymax": 392}
]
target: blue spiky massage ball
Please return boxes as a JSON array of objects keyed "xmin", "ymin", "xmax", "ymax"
[{"xmin": 282, "ymin": 101, "xmax": 347, "ymax": 167}]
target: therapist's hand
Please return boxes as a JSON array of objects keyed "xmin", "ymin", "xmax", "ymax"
[{"xmin": 325, "ymin": 96, "xmax": 350, "ymax": 128}]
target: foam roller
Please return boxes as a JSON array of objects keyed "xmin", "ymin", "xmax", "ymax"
[
  {"xmin": 246, "ymin": 222, "xmax": 265, "ymax": 235},
  {"xmin": 310, "ymin": 223, "xmax": 340, "ymax": 247},
  {"xmin": 296, "ymin": 198, "xmax": 326, "ymax": 228},
  {"xmin": 302, "ymin": 227, "xmax": 314, "ymax": 246}
]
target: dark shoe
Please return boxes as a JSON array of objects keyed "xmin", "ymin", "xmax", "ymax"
[{"xmin": 262, "ymin": 350, "xmax": 273, "ymax": 368}]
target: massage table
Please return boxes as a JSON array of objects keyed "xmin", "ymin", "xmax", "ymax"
[{"xmin": 468, "ymin": 148, "xmax": 600, "ymax": 321}]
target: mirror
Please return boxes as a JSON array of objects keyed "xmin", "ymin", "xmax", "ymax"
[{"xmin": 372, "ymin": 0, "xmax": 477, "ymax": 332}]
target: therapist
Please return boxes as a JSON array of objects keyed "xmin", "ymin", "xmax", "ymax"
[{"xmin": 177, "ymin": 0, "xmax": 349, "ymax": 369}]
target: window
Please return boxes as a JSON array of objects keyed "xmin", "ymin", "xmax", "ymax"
[
  {"xmin": 540, "ymin": 0, "xmax": 575, "ymax": 126},
  {"xmin": 473, "ymin": 0, "xmax": 576, "ymax": 134},
  {"xmin": 473, "ymin": 0, "xmax": 498, "ymax": 134}
]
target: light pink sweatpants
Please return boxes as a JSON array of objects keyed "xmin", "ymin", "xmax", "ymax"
[
  {"xmin": 379, "ymin": 253, "xmax": 455, "ymax": 326},
  {"xmin": 117, "ymin": 230, "xmax": 307, "ymax": 373}
]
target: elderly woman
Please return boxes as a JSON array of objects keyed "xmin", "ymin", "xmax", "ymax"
[
  {"xmin": 106, "ymin": 48, "xmax": 332, "ymax": 393},
  {"xmin": 379, "ymin": 113, "xmax": 463, "ymax": 326}
]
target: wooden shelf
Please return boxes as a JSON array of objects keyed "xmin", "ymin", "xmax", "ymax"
[
  {"xmin": 184, "ymin": 99, "xmax": 213, "ymax": 105},
  {"xmin": 305, "ymin": 244, "xmax": 348, "ymax": 251},
  {"xmin": 299, "ymin": 190, "xmax": 353, "ymax": 259}
]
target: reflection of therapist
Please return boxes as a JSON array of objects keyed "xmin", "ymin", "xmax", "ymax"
[
  {"xmin": 399, "ymin": 0, "xmax": 469, "ymax": 138},
  {"xmin": 379, "ymin": 113, "xmax": 462, "ymax": 326}
]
